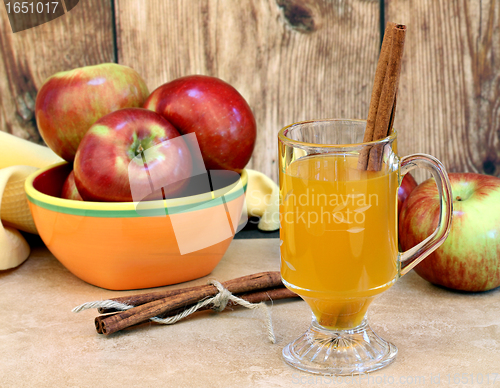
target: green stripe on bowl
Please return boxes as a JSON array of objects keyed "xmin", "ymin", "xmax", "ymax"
[{"xmin": 26, "ymin": 183, "xmax": 247, "ymax": 218}]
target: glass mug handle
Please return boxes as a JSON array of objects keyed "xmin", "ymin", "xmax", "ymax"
[{"xmin": 398, "ymin": 153, "xmax": 453, "ymax": 276}]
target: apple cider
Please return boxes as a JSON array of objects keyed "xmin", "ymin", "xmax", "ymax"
[{"xmin": 280, "ymin": 154, "xmax": 399, "ymax": 329}]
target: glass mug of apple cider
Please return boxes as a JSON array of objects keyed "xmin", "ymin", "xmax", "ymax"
[{"xmin": 279, "ymin": 119, "xmax": 453, "ymax": 375}]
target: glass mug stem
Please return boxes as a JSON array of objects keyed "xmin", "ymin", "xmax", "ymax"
[{"xmin": 398, "ymin": 154, "xmax": 453, "ymax": 276}]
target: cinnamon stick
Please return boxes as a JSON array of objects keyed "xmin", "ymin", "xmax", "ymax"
[
  {"xmin": 97, "ymin": 287, "xmax": 200, "ymax": 314},
  {"xmin": 98, "ymin": 271, "xmax": 283, "ymax": 314},
  {"xmin": 367, "ymin": 24, "xmax": 406, "ymax": 171},
  {"xmin": 357, "ymin": 21, "xmax": 397, "ymax": 171},
  {"xmin": 158, "ymin": 287, "xmax": 298, "ymax": 317},
  {"xmin": 95, "ymin": 286, "xmax": 298, "ymax": 334},
  {"xmin": 358, "ymin": 22, "xmax": 406, "ymax": 171},
  {"xmin": 96, "ymin": 271, "xmax": 283, "ymax": 335}
]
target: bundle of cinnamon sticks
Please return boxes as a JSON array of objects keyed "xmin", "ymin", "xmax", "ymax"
[
  {"xmin": 74, "ymin": 271, "xmax": 298, "ymax": 335},
  {"xmin": 358, "ymin": 22, "xmax": 406, "ymax": 171}
]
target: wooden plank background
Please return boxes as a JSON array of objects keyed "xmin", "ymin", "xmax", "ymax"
[
  {"xmin": 1, "ymin": 0, "xmax": 499, "ymax": 182},
  {"xmin": 386, "ymin": 0, "xmax": 500, "ymax": 180}
]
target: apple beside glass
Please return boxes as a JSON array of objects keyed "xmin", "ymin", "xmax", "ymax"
[
  {"xmin": 398, "ymin": 172, "xmax": 418, "ymax": 215},
  {"xmin": 399, "ymin": 172, "xmax": 500, "ymax": 292}
]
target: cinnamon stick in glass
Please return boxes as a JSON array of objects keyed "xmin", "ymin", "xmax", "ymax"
[
  {"xmin": 357, "ymin": 21, "xmax": 397, "ymax": 170},
  {"xmin": 367, "ymin": 24, "xmax": 406, "ymax": 171},
  {"xmin": 358, "ymin": 22, "xmax": 406, "ymax": 171}
]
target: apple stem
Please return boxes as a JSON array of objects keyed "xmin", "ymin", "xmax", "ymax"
[
  {"xmin": 136, "ymin": 144, "xmax": 145, "ymax": 154},
  {"xmin": 455, "ymin": 196, "xmax": 462, "ymax": 201}
]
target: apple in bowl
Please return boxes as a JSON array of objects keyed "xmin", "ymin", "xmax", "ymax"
[
  {"xmin": 399, "ymin": 172, "xmax": 500, "ymax": 292},
  {"xmin": 144, "ymin": 75, "xmax": 257, "ymax": 172},
  {"xmin": 74, "ymin": 108, "xmax": 193, "ymax": 202},
  {"xmin": 35, "ymin": 63, "xmax": 149, "ymax": 162},
  {"xmin": 61, "ymin": 171, "xmax": 82, "ymax": 201}
]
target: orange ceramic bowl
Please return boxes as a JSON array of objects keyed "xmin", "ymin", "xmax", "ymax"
[{"xmin": 25, "ymin": 162, "xmax": 247, "ymax": 290}]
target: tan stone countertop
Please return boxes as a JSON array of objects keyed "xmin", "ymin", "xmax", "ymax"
[{"xmin": 1, "ymin": 238, "xmax": 500, "ymax": 387}]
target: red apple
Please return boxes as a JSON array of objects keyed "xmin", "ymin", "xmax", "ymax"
[
  {"xmin": 399, "ymin": 172, "xmax": 500, "ymax": 292},
  {"xmin": 74, "ymin": 108, "xmax": 193, "ymax": 202},
  {"xmin": 144, "ymin": 75, "xmax": 256, "ymax": 172},
  {"xmin": 35, "ymin": 63, "xmax": 149, "ymax": 162},
  {"xmin": 61, "ymin": 170, "xmax": 83, "ymax": 201},
  {"xmin": 398, "ymin": 172, "xmax": 418, "ymax": 215}
]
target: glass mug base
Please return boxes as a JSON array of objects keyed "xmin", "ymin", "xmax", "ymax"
[{"xmin": 282, "ymin": 316, "xmax": 397, "ymax": 375}]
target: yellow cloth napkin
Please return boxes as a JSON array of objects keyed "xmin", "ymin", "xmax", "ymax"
[
  {"xmin": 0, "ymin": 131, "xmax": 279, "ymax": 270},
  {"xmin": 0, "ymin": 132, "xmax": 63, "ymax": 270},
  {"xmin": 244, "ymin": 169, "xmax": 279, "ymax": 232}
]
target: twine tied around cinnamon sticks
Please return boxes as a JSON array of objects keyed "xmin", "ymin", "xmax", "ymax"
[
  {"xmin": 74, "ymin": 279, "xmax": 277, "ymax": 343},
  {"xmin": 72, "ymin": 271, "xmax": 299, "ymax": 341}
]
